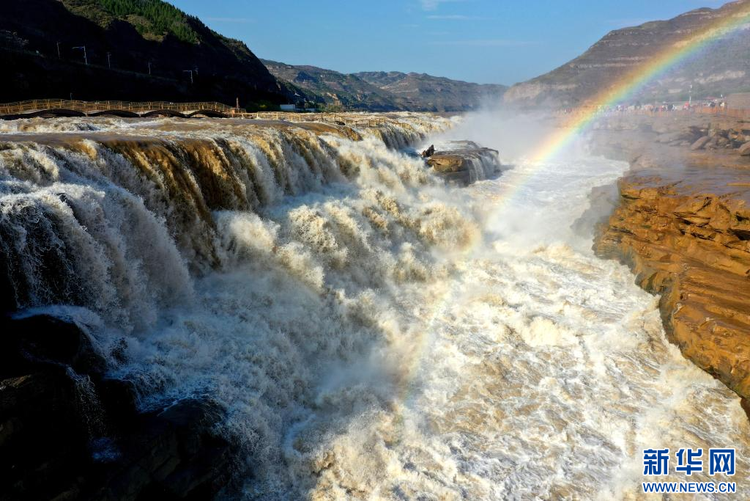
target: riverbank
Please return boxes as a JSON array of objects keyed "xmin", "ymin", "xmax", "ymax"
[{"xmin": 588, "ymin": 113, "xmax": 750, "ymax": 407}]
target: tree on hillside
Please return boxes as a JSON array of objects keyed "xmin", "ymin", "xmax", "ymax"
[{"xmin": 98, "ymin": 0, "xmax": 200, "ymax": 43}]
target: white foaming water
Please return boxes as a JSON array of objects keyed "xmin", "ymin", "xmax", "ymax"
[
  {"xmin": 276, "ymin": 146, "xmax": 750, "ymax": 500},
  {"xmin": 1, "ymin": 113, "xmax": 747, "ymax": 499}
]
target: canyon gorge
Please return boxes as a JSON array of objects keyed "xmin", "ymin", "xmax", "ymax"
[{"xmin": 1, "ymin": 111, "xmax": 749, "ymax": 499}]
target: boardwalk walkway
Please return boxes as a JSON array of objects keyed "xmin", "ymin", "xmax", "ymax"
[
  {"xmin": 0, "ymin": 99, "xmax": 239, "ymax": 119},
  {"xmin": 0, "ymin": 99, "xmax": 391, "ymax": 127}
]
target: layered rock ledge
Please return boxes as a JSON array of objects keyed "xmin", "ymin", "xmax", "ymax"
[
  {"xmin": 589, "ymin": 114, "xmax": 750, "ymax": 403},
  {"xmin": 425, "ymin": 140, "xmax": 502, "ymax": 185}
]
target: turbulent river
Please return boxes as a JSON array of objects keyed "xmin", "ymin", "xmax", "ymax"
[{"xmin": 1, "ymin": 113, "xmax": 749, "ymax": 500}]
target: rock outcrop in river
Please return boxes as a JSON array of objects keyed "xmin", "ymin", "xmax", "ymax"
[{"xmin": 425, "ymin": 141, "xmax": 502, "ymax": 185}]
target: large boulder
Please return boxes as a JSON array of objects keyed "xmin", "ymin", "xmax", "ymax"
[
  {"xmin": 425, "ymin": 141, "xmax": 501, "ymax": 185},
  {"xmin": 1, "ymin": 314, "xmax": 106, "ymax": 377},
  {"xmin": 690, "ymin": 135, "xmax": 711, "ymax": 150},
  {"xmin": 0, "ymin": 314, "xmax": 236, "ymax": 501},
  {"xmin": 93, "ymin": 399, "xmax": 234, "ymax": 501},
  {"xmin": 739, "ymin": 141, "xmax": 750, "ymax": 156},
  {"xmin": 427, "ymin": 153, "xmax": 469, "ymax": 173}
]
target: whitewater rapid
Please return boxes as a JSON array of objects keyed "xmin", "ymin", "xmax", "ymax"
[{"xmin": 1, "ymin": 113, "xmax": 748, "ymax": 500}]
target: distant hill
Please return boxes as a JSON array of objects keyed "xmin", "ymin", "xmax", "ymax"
[
  {"xmin": 262, "ymin": 60, "xmax": 399, "ymax": 111},
  {"xmin": 0, "ymin": 0, "xmax": 287, "ymax": 108},
  {"xmin": 504, "ymin": 0, "xmax": 750, "ymax": 108},
  {"xmin": 263, "ymin": 60, "xmax": 506, "ymax": 112},
  {"xmin": 356, "ymin": 71, "xmax": 507, "ymax": 112}
]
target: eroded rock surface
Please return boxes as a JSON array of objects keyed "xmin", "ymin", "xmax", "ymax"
[
  {"xmin": 0, "ymin": 315, "xmax": 235, "ymax": 501},
  {"xmin": 426, "ymin": 141, "xmax": 502, "ymax": 185},
  {"xmin": 593, "ymin": 125, "xmax": 750, "ymax": 400}
]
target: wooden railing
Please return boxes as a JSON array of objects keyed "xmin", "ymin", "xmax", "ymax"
[
  {"xmin": 0, "ymin": 99, "xmax": 239, "ymax": 115},
  {"xmin": 0, "ymin": 100, "xmax": 395, "ymax": 127}
]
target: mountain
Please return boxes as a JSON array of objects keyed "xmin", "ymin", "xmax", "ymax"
[
  {"xmin": 504, "ymin": 0, "xmax": 750, "ymax": 108},
  {"xmin": 263, "ymin": 60, "xmax": 507, "ymax": 112},
  {"xmin": 0, "ymin": 0, "xmax": 287, "ymax": 108},
  {"xmin": 262, "ymin": 60, "xmax": 400, "ymax": 111},
  {"xmin": 356, "ymin": 71, "xmax": 507, "ymax": 112}
]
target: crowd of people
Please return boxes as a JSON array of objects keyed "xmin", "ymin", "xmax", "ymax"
[{"xmin": 560, "ymin": 98, "xmax": 731, "ymax": 116}]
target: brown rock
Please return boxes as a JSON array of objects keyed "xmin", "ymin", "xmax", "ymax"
[
  {"xmin": 739, "ymin": 141, "xmax": 750, "ymax": 156},
  {"xmin": 690, "ymin": 136, "xmax": 711, "ymax": 150},
  {"xmin": 425, "ymin": 143, "xmax": 502, "ymax": 186},
  {"xmin": 427, "ymin": 153, "xmax": 468, "ymax": 173},
  {"xmin": 595, "ymin": 171, "xmax": 750, "ymax": 400}
]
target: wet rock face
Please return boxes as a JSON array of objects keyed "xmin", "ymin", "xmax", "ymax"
[
  {"xmin": 426, "ymin": 141, "xmax": 502, "ymax": 185},
  {"xmin": 427, "ymin": 153, "xmax": 470, "ymax": 173},
  {"xmin": 594, "ymin": 170, "xmax": 750, "ymax": 399},
  {"xmin": 0, "ymin": 315, "xmax": 235, "ymax": 501}
]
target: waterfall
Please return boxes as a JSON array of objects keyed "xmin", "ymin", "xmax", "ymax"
[
  {"xmin": 3, "ymin": 113, "xmax": 748, "ymax": 500},
  {"xmin": 66, "ymin": 367, "xmax": 108, "ymax": 438},
  {"xmin": 0, "ymin": 114, "xmax": 473, "ymax": 495},
  {"xmin": 0, "ymin": 115, "xmax": 453, "ymax": 326}
]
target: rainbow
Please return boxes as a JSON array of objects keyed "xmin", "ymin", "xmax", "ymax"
[
  {"xmin": 531, "ymin": 2, "xmax": 750, "ymax": 164},
  {"xmin": 390, "ymin": 3, "xmax": 750, "ymax": 435}
]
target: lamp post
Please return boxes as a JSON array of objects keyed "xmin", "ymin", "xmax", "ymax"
[
  {"xmin": 107, "ymin": 52, "xmax": 112, "ymax": 69},
  {"xmin": 183, "ymin": 69, "xmax": 194, "ymax": 84}
]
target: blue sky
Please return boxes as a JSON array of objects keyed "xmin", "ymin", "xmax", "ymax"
[{"xmin": 170, "ymin": 0, "xmax": 726, "ymax": 85}]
